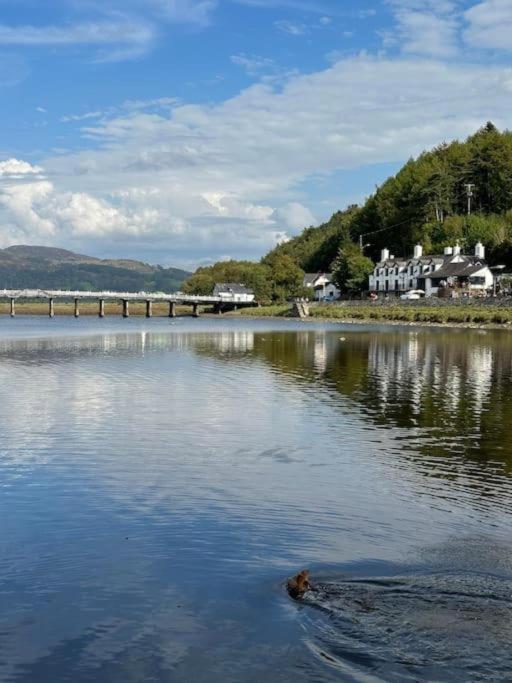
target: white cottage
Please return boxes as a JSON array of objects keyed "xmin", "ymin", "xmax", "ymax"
[
  {"xmin": 303, "ymin": 273, "xmax": 340, "ymax": 301},
  {"xmin": 213, "ymin": 283, "xmax": 255, "ymax": 302},
  {"xmin": 369, "ymin": 243, "xmax": 493, "ymax": 297}
]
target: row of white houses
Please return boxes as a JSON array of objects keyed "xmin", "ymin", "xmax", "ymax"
[{"xmin": 368, "ymin": 243, "xmax": 494, "ymax": 296}]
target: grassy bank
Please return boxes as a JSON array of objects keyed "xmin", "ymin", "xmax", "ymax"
[
  {"xmin": 241, "ymin": 303, "xmax": 512, "ymax": 326},
  {"xmin": 4, "ymin": 301, "xmax": 512, "ymax": 327},
  {"xmin": 239, "ymin": 304, "xmax": 291, "ymax": 317},
  {"xmin": 311, "ymin": 304, "xmax": 512, "ymax": 325},
  {"xmin": 0, "ymin": 301, "xmax": 196, "ymax": 316}
]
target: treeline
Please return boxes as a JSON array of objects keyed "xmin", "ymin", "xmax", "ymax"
[
  {"xmin": 182, "ymin": 255, "xmax": 306, "ymax": 303},
  {"xmin": 183, "ymin": 123, "xmax": 512, "ymax": 300}
]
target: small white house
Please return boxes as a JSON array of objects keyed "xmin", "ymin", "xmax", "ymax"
[
  {"xmin": 303, "ymin": 273, "xmax": 340, "ymax": 301},
  {"xmin": 213, "ymin": 283, "xmax": 255, "ymax": 303},
  {"xmin": 369, "ymin": 243, "xmax": 493, "ymax": 297}
]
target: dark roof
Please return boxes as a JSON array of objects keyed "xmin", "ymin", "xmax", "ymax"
[
  {"xmin": 428, "ymin": 262, "xmax": 487, "ymax": 280},
  {"xmin": 377, "ymin": 260, "xmax": 407, "ymax": 268},
  {"xmin": 377, "ymin": 253, "xmax": 483, "ymax": 268},
  {"xmin": 213, "ymin": 282, "xmax": 253, "ymax": 294},
  {"xmin": 303, "ymin": 272, "xmax": 333, "ymax": 285}
]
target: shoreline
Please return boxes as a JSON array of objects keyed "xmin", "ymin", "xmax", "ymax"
[
  {"xmin": 235, "ymin": 304, "xmax": 512, "ymax": 331},
  {"xmin": 2, "ymin": 302, "xmax": 512, "ymax": 331},
  {"xmin": 252, "ymin": 314, "xmax": 512, "ymax": 331}
]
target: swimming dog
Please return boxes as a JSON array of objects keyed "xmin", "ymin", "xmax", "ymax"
[{"xmin": 287, "ymin": 570, "xmax": 311, "ymax": 599}]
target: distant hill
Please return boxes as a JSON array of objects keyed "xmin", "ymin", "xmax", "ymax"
[{"xmin": 0, "ymin": 245, "xmax": 190, "ymax": 292}]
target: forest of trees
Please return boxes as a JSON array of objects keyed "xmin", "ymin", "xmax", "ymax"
[
  {"xmin": 350, "ymin": 122, "xmax": 512, "ymax": 265},
  {"xmin": 183, "ymin": 123, "xmax": 512, "ymax": 300}
]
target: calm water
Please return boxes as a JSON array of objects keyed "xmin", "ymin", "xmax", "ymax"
[{"xmin": 1, "ymin": 316, "xmax": 512, "ymax": 682}]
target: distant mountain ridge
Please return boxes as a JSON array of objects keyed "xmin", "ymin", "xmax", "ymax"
[{"xmin": 0, "ymin": 245, "xmax": 190, "ymax": 292}]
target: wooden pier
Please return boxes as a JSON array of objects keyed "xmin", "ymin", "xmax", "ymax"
[{"xmin": 0, "ymin": 289, "xmax": 255, "ymax": 318}]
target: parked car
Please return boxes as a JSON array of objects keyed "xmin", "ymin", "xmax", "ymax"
[{"xmin": 400, "ymin": 290, "xmax": 425, "ymax": 300}]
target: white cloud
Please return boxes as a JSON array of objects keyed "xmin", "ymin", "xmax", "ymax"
[
  {"xmin": 395, "ymin": 9, "xmax": 458, "ymax": 56},
  {"xmin": 0, "ymin": 20, "xmax": 153, "ymax": 46},
  {"xmin": 61, "ymin": 98, "xmax": 178, "ymax": 124},
  {"xmin": 464, "ymin": 0, "xmax": 512, "ymax": 51},
  {"xmin": 0, "ymin": 181, "xmax": 56, "ymax": 239},
  {"xmin": 0, "ymin": 19, "xmax": 155, "ymax": 61},
  {"xmin": 274, "ymin": 202, "xmax": 316, "ymax": 231},
  {"xmin": 61, "ymin": 111, "xmax": 106, "ymax": 123},
  {"xmin": 202, "ymin": 192, "xmax": 274, "ymax": 222},
  {"xmin": 2, "ymin": 54, "xmax": 512, "ymax": 264},
  {"xmin": 274, "ymin": 20, "xmax": 306, "ymax": 35},
  {"xmin": 0, "ymin": 158, "xmax": 44, "ymax": 178},
  {"xmin": 230, "ymin": 53, "xmax": 275, "ymax": 75},
  {"xmin": 122, "ymin": 96, "xmax": 179, "ymax": 110},
  {"xmin": 0, "ymin": 178, "xmax": 167, "ymax": 247}
]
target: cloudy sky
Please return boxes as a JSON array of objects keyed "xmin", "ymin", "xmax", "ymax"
[{"xmin": 0, "ymin": 0, "xmax": 511, "ymax": 268}]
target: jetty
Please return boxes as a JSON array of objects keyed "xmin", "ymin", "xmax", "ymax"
[{"xmin": 0, "ymin": 289, "xmax": 256, "ymax": 318}]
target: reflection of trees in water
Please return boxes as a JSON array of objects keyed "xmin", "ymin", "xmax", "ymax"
[
  {"xmin": 3, "ymin": 327, "xmax": 512, "ymax": 481},
  {"xmin": 215, "ymin": 329, "xmax": 512, "ymax": 478}
]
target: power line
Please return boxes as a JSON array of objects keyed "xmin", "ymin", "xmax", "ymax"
[{"xmin": 357, "ymin": 217, "xmax": 413, "ymax": 249}]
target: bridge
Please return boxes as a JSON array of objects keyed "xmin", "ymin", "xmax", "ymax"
[{"xmin": 0, "ymin": 289, "xmax": 256, "ymax": 318}]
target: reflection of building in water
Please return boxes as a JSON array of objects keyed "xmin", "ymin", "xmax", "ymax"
[
  {"xmin": 0, "ymin": 330, "xmax": 257, "ymax": 359},
  {"xmin": 368, "ymin": 334, "xmax": 426, "ymax": 413},
  {"xmin": 367, "ymin": 334, "xmax": 494, "ymax": 422},
  {"xmin": 210, "ymin": 332, "xmax": 254, "ymax": 353},
  {"xmin": 313, "ymin": 332, "xmax": 328, "ymax": 375},
  {"xmin": 467, "ymin": 346, "xmax": 493, "ymax": 417}
]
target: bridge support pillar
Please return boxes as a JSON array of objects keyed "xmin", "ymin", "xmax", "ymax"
[
  {"xmin": 122, "ymin": 299, "xmax": 129, "ymax": 318},
  {"xmin": 214, "ymin": 302, "xmax": 223, "ymax": 315},
  {"xmin": 10, "ymin": 298, "xmax": 15, "ymax": 317},
  {"xmin": 74, "ymin": 298, "xmax": 79, "ymax": 318},
  {"xmin": 49, "ymin": 298, "xmax": 55, "ymax": 318},
  {"xmin": 192, "ymin": 303, "xmax": 199, "ymax": 318},
  {"xmin": 169, "ymin": 301, "xmax": 176, "ymax": 318},
  {"xmin": 146, "ymin": 300, "xmax": 152, "ymax": 318},
  {"xmin": 99, "ymin": 299, "xmax": 105, "ymax": 318}
]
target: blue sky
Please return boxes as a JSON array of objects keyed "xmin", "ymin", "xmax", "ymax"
[{"xmin": 0, "ymin": 0, "xmax": 511, "ymax": 268}]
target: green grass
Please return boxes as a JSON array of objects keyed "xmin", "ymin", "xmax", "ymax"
[
  {"xmin": 11, "ymin": 300, "xmax": 511, "ymax": 326},
  {"xmin": 238, "ymin": 303, "xmax": 512, "ymax": 326},
  {"xmin": 239, "ymin": 304, "xmax": 292, "ymax": 317},
  {"xmin": 310, "ymin": 305, "xmax": 512, "ymax": 326}
]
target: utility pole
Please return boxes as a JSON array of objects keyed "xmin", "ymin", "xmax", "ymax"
[
  {"xmin": 464, "ymin": 183, "xmax": 475, "ymax": 216},
  {"xmin": 359, "ymin": 234, "xmax": 371, "ymax": 253}
]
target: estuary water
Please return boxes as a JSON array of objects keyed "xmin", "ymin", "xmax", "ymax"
[{"xmin": 1, "ymin": 316, "xmax": 512, "ymax": 682}]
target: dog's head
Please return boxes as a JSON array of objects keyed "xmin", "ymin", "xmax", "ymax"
[{"xmin": 297, "ymin": 570, "xmax": 310, "ymax": 590}]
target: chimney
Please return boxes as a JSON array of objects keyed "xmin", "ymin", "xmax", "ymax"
[
  {"xmin": 444, "ymin": 246, "xmax": 453, "ymax": 256},
  {"xmin": 413, "ymin": 244, "xmax": 423, "ymax": 259},
  {"xmin": 381, "ymin": 248, "xmax": 390, "ymax": 262},
  {"xmin": 453, "ymin": 243, "xmax": 461, "ymax": 256},
  {"xmin": 475, "ymin": 241, "xmax": 485, "ymax": 259}
]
